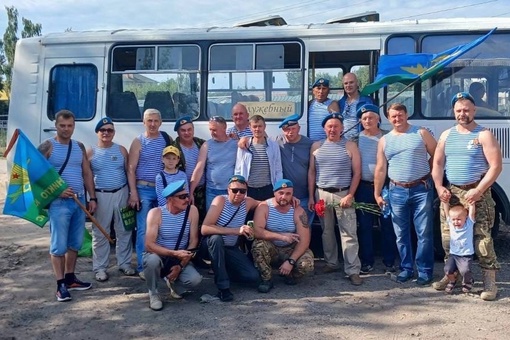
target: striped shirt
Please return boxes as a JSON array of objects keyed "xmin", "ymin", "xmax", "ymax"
[
  {"xmin": 206, "ymin": 138, "xmax": 238, "ymax": 189},
  {"xmin": 445, "ymin": 125, "xmax": 488, "ymax": 185},
  {"xmin": 155, "ymin": 170, "xmax": 189, "ymax": 206},
  {"xmin": 342, "ymin": 99, "xmax": 361, "ymax": 141},
  {"xmin": 248, "ymin": 142, "xmax": 271, "ymax": 188},
  {"xmin": 180, "ymin": 143, "xmax": 204, "ymax": 186},
  {"xmin": 135, "ymin": 132, "xmax": 167, "ymax": 183},
  {"xmin": 156, "ymin": 206, "xmax": 190, "ymax": 250},
  {"xmin": 266, "ymin": 199, "xmax": 295, "ymax": 247},
  {"xmin": 48, "ymin": 139, "xmax": 84, "ymax": 195},
  {"xmin": 227, "ymin": 125, "xmax": 253, "ymax": 138},
  {"xmin": 216, "ymin": 196, "xmax": 247, "ymax": 246},
  {"xmin": 309, "ymin": 99, "xmax": 333, "ymax": 141},
  {"xmin": 358, "ymin": 132, "xmax": 382, "ymax": 182},
  {"xmin": 90, "ymin": 143, "xmax": 126, "ymax": 190},
  {"xmin": 384, "ymin": 125, "xmax": 430, "ymax": 183},
  {"xmin": 315, "ymin": 139, "xmax": 352, "ymax": 188}
]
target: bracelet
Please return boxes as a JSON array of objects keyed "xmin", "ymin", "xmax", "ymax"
[
  {"xmin": 178, "ymin": 263, "xmax": 184, "ymax": 269},
  {"xmin": 89, "ymin": 198, "xmax": 98, "ymax": 202}
]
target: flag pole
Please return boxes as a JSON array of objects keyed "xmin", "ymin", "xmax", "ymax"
[
  {"xmin": 72, "ymin": 195, "xmax": 114, "ymax": 244},
  {"xmin": 3, "ymin": 128, "xmax": 20, "ymax": 158}
]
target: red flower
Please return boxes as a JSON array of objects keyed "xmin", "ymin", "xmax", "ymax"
[{"xmin": 314, "ymin": 199, "xmax": 326, "ymax": 217}]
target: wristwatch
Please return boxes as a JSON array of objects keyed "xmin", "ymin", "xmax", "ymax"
[
  {"xmin": 89, "ymin": 198, "xmax": 98, "ymax": 202},
  {"xmin": 287, "ymin": 258, "xmax": 296, "ymax": 267}
]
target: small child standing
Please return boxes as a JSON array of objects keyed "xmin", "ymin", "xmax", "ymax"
[
  {"xmin": 155, "ymin": 146, "xmax": 189, "ymax": 206},
  {"xmin": 442, "ymin": 201, "xmax": 475, "ymax": 294}
]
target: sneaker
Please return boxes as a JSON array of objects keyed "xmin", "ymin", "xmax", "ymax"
[
  {"xmin": 217, "ymin": 288, "xmax": 234, "ymax": 302},
  {"xmin": 149, "ymin": 293, "xmax": 163, "ymax": 311},
  {"xmin": 384, "ymin": 265, "xmax": 397, "ymax": 274},
  {"xmin": 360, "ymin": 265, "xmax": 374, "ymax": 275},
  {"xmin": 396, "ymin": 270, "xmax": 413, "ymax": 283},
  {"xmin": 139, "ymin": 271, "xmax": 146, "ymax": 281},
  {"xmin": 284, "ymin": 275, "xmax": 297, "ymax": 286},
  {"xmin": 164, "ymin": 277, "xmax": 183, "ymax": 299},
  {"xmin": 445, "ymin": 281, "xmax": 456, "ymax": 294},
  {"xmin": 349, "ymin": 274, "xmax": 363, "ymax": 286},
  {"xmin": 67, "ymin": 276, "xmax": 92, "ymax": 291},
  {"xmin": 56, "ymin": 284, "xmax": 72, "ymax": 302},
  {"xmin": 257, "ymin": 280, "xmax": 274, "ymax": 293},
  {"xmin": 119, "ymin": 266, "xmax": 136, "ymax": 276},
  {"xmin": 95, "ymin": 270, "xmax": 108, "ymax": 282},
  {"xmin": 416, "ymin": 276, "xmax": 433, "ymax": 286}
]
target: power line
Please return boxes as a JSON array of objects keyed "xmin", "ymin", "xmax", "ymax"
[{"xmin": 390, "ymin": 0, "xmax": 498, "ymax": 21}]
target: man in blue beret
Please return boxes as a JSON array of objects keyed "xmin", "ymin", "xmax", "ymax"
[
  {"xmin": 252, "ymin": 179, "xmax": 314, "ymax": 293},
  {"xmin": 143, "ymin": 180, "xmax": 202, "ymax": 311},
  {"xmin": 353, "ymin": 104, "xmax": 396, "ymax": 275},
  {"xmin": 308, "ymin": 112, "xmax": 363, "ymax": 285},
  {"xmin": 338, "ymin": 73, "xmax": 374, "ymax": 141},
  {"xmin": 431, "ymin": 92, "xmax": 501, "ymax": 300},
  {"xmin": 87, "ymin": 117, "xmax": 135, "ymax": 283},
  {"xmin": 308, "ymin": 78, "xmax": 340, "ymax": 142}
]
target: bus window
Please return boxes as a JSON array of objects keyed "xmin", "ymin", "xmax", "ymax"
[
  {"xmin": 207, "ymin": 42, "xmax": 303, "ymax": 120},
  {"xmin": 48, "ymin": 64, "xmax": 98, "ymax": 121},
  {"xmin": 108, "ymin": 45, "xmax": 201, "ymax": 121}
]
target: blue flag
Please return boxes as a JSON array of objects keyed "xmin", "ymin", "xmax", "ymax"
[
  {"xmin": 3, "ymin": 130, "xmax": 68, "ymax": 227},
  {"xmin": 361, "ymin": 28, "xmax": 496, "ymax": 95}
]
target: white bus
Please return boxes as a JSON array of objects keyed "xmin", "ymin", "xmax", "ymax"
[{"xmin": 7, "ymin": 15, "xmax": 510, "ymax": 234}]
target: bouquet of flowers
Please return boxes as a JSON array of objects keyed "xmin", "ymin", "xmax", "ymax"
[{"xmin": 314, "ymin": 199, "xmax": 381, "ymax": 217}]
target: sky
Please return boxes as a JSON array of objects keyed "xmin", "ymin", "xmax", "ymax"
[{"xmin": 0, "ymin": 0, "xmax": 509, "ymax": 35}]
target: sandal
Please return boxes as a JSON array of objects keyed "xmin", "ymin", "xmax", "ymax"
[
  {"xmin": 444, "ymin": 281, "xmax": 456, "ymax": 294},
  {"xmin": 462, "ymin": 279, "xmax": 474, "ymax": 293},
  {"xmin": 119, "ymin": 266, "xmax": 136, "ymax": 276}
]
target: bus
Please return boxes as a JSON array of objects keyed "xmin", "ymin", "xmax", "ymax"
[{"xmin": 7, "ymin": 14, "xmax": 510, "ymax": 234}]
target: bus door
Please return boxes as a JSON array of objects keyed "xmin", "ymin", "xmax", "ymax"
[
  {"xmin": 42, "ymin": 55, "xmax": 105, "ymax": 146},
  {"xmin": 305, "ymin": 36, "xmax": 381, "ymax": 136}
]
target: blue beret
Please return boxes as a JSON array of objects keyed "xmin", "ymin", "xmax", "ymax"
[
  {"xmin": 174, "ymin": 116, "xmax": 193, "ymax": 131},
  {"xmin": 162, "ymin": 180, "xmax": 187, "ymax": 198},
  {"xmin": 321, "ymin": 112, "xmax": 343, "ymax": 127},
  {"xmin": 279, "ymin": 114, "xmax": 300, "ymax": 129},
  {"xmin": 273, "ymin": 179, "xmax": 293, "ymax": 191},
  {"xmin": 356, "ymin": 104, "xmax": 380, "ymax": 119},
  {"xmin": 451, "ymin": 92, "xmax": 475, "ymax": 107},
  {"xmin": 95, "ymin": 117, "xmax": 114, "ymax": 133},
  {"xmin": 229, "ymin": 175, "xmax": 247, "ymax": 184},
  {"xmin": 312, "ymin": 78, "xmax": 330, "ymax": 88}
]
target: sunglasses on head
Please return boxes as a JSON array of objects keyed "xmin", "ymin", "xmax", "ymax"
[
  {"xmin": 99, "ymin": 128, "xmax": 115, "ymax": 133},
  {"xmin": 210, "ymin": 116, "xmax": 226, "ymax": 123},
  {"xmin": 174, "ymin": 193, "xmax": 190, "ymax": 200},
  {"xmin": 230, "ymin": 188, "xmax": 247, "ymax": 194}
]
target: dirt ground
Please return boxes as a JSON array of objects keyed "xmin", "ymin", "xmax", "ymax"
[{"xmin": 1, "ymin": 159, "xmax": 509, "ymax": 340}]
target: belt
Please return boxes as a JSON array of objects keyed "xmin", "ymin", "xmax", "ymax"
[
  {"xmin": 318, "ymin": 186, "xmax": 350, "ymax": 193},
  {"xmin": 137, "ymin": 180, "xmax": 155, "ymax": 187},
  {"xmin": 95, "ymin": 184, "xmax": 127, "ymax": 193},
  {"xmin": 451, "ymin": 180, "xmax": 480, "ymax": 190},
  {"xmin": 390, "ymin": 174, "xmax": 430, "ymax": 188},
  {"xmin": 360, "ymin": 180, "xmax": 374, "ymax": 186}
]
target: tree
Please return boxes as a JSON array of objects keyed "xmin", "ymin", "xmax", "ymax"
[{"xmin": 1, "ymin": 6, "xmax": 42, "ymax": 96}]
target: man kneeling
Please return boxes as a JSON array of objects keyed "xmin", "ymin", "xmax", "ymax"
[
  {"xmin": 252, "ymin": 179, "xmax": 314, "ymax": 293},
  {"xmin": 143, "ymin": 180, "xmax": 203, "ymax": 311}
]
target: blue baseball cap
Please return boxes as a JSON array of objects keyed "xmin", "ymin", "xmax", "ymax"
[
  {"xmin": 162, "ymin": 180, "xmax": 187, "ymax": 198},
  {"xmin": 312, "ymin": 78, "xmax": 330, "ymax": 88},
  {"xmin": 95, "ymin": 117, "xmax": 114, "ymax": 133},
  {"xmin": 273, "ymin": 179, "xmax": 293, "ymax": 191},
  {"xmin": 451, "ymin": 92, "xmax": 476, "ymax": 107},
  {"xmin": 356, "ymin": 104, "xmax": 380, "ymax": 119},
  {"xmin": 174, "ymin": 116, "xmax": 193, "ymax": 131},
  {"xmin": 321, "ymin": 112, "xmax": 343, "ymax": 127},
  {"xmin": 279, "ymin": 114, "xmax": 300, "ymax": 129}
]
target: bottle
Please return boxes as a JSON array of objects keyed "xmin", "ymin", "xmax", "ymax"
[
  {"xmin": 381, "ymin": 187, "xmax": 391, "ymax": 218},
  {"xmin": 246, "ymin": 220, "xmax": 254, "ymax": 241}
]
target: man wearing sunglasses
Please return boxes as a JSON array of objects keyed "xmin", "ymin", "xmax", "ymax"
[
  {"xmin": 143, "ymin": 180, "xmax": 202, "ymax": 311},
  {"xmin": 87, "ymin": 117, "xmax": 135, "ymax": 283},
  {"xmin": 201, "ymin": 175, "xmax": 261, "ymax": 302},
  {"xmin": 252, "ymin": 179, "xmax": 314, "ymax": 293}
]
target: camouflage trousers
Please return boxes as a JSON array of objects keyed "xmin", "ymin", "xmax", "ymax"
[
  {"xmin": 440, "ymin": 185, "xmax": 500, "ymax": 270},
  {"xmin": 251, "ymin": 239, "xmax": 314, "ymax": 281},
  {"xmin": 194, "ymin": 185, "xmax": 206, "ymax": 223}
]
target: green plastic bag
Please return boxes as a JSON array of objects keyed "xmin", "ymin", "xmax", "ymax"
[{"xmin": 78, "ymin": 228, "xmax": 93, "ymax": 257}]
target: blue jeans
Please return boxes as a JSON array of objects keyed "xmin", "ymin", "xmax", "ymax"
[
  {"xmin": 206, "ymin": 187, "xmax": 227, "ymax": 210},
  {"xmin": 48, "ymin": 196, "xmax": 86, "ymax": 256},
  {"xmin": 355, "ymin": 181, "xmax": 396, "ymax": 267},
  {"xmin": 389, "ymin": 178, "xmax": 434, "ymax": 280},
  {"xmin": 207, "ymin": 235, "xmax": 259, "ymax": 290},
  {"xmin": 136, "ymin": 185, "xmax": 158, "ymax": 272},
  {"xmin": 299, "ymin": 197, "xmax": 316, "ymax": 229}
]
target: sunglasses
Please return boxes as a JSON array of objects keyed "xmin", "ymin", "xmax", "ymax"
[
  {"xmin": 99, "ymin": 128, "xmax": 115, "ymax": 133},
  {"xmin": 174, "ymin": 193, "xmax": 190, "ymax": 200},
  {"xmin": 230, "ymin": 188, "xmax": 247, "ymax": 194}
]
